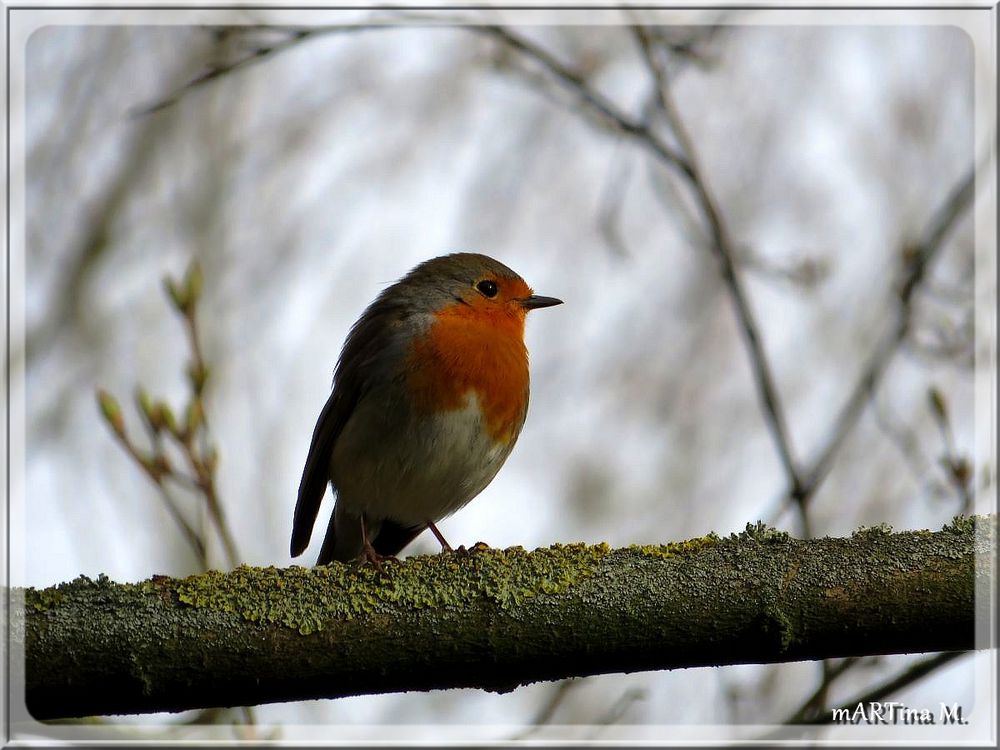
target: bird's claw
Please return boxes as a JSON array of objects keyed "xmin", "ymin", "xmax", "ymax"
[{"xmin": 358, "ymin": 541, "xmax": 395, "ymax": 573}]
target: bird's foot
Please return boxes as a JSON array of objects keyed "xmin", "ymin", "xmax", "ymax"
[
  {"xmin": 359, "ymin": 539, "xmax": 388, "ymax": 572},
  {"xmin": 356, "ymin": 514, "xmax": 397, "ymax": 573},
  {"xmin": 427, "ymin": 521, "xmax": 454, "ymax": 553}
]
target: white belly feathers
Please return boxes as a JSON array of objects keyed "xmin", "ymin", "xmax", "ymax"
[{"xmin": 330, "ymin": 389, "xmax": 513, "ymax": 526}]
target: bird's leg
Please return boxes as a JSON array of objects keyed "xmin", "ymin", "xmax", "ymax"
[
  {"xmin": 359, "ymin": 515, "xmax": 385, "ymax": 569},
  {"xmin": 426, "ymin": 521, "xmax": 454, "ymax": 553}
]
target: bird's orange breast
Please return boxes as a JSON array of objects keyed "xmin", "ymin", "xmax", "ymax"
[{"xmin": 406, "ymin": 301, "xmax": 530, "ymax": 444}]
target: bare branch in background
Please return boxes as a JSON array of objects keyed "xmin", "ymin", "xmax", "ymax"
[
  {"xmin": 95, "ymin": 389, "xmax": 208, "ymax": 569},
  {"xmin": 927, "ymin": 387, "xmax": 974, "ymax": 514},
  {"xmin": 907, "ymin": 306, "xmax": 975, "ymax": 368},
  {"xmin": 734, "ymin": 245, "xmax": 831, "ymax": 290},
  {"xmin": 96, "ymin": 262, "xmax": 241, "ymax": 570},
  {"xmin": 586, "ymin": 687, "xmax": 647, "ymax": 738},
  {"xmin": 645, "ymin": 154, "xmax": 713, "ymax": 252},
  {"xmin": 630, "ymin": 23, "xmax": 808, "ymax": 514},
  {"xmin": 786, "ymin": 164, "xmax": 976, "ymax": 513},
  {"xmin": 132, "ymin": 25, "xmax": 381, "ymax": 116},
  {"xmin": 873, "ymin": 395, "xmax": 934, "ymax": 483},
  {"xmin": 27, "ymin": 118, "xmax": 167, "ymax": 369},
  {"xmin": 643, "ymin": 23, "xmax": 729, "ymax": 71},
  {"xmin": 509, "ymin": 679, "xmax": 580, "ymax": 740},
  {"xmin": 596, "ymin": 145, "xmax": 636, "ymax": 259},
  {"xmin": 781, "ymin": 656, "xmax": 870, "ymax": 724},
  {"xmin": 475, "ymin": 25, "xmax": 690, "ymax": 171}
]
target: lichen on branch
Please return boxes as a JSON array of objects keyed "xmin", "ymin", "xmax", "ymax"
[{"xmin": 18, "ymin": 516, "xmax": 992, "ymax": 721}]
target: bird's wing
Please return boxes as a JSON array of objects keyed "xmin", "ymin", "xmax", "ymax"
[
  {"xmin": 290, "ymin": 386, "xmax": 351, "ymax": 557},
  {"xmin": 289, "ymin": 293, "xmax": 414, "ymax": 558}
]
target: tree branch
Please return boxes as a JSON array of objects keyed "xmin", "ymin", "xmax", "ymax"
[
  {"xmin": 475, "ymin": 25, "xmax": 690, "ymax": 170},
  {"xmin": 131, "ymin": 25, "xmax": 384, "ymax": 116},
  {"xmin": 18, "ymin": 516, "xmax": 990, "ymax": 720}
]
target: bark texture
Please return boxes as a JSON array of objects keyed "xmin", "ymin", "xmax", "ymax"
[{"xmin": 18, "ymin": 516, "xmax": 992, "ymax": 720}]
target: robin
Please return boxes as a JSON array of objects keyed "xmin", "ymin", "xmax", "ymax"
[{"xmin": 290, "ymin": 253, "xmax": 562, "ymax": 565}]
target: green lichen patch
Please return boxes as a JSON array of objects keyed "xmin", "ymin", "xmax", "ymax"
[
  {"xmin": 25, "ymin": 587, "xmax": 64, "ymax": 612},
  {"xmin": 627, "ymin": 533, "xmax": 720, "ymax": 559},
  {"xmin": 942, "ymin": 515, "xmax": 978, "ymax": 535},
  {"xmin": 735, "ymin": 521, "xmax": 791, "ymax": 544},
  {"xmin": 174, "ymin": 543, "xmax": 611, "ymax": 635},
  {"xmin": 852, "ymin": 523, "xmax": 894, "ymax": 538},
  {"xmin": 25, "ymin": 574, "xmax": 130, "ymax": 612}
]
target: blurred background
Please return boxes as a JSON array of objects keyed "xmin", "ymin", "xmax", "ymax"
[{"xmin": 14, "ymin": 5, "xmax": 995, "ymax": 743}]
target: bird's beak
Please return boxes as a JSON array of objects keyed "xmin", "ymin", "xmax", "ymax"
[{"xmin": 518, "ymin": 295, "xmax": 564, "ymax": 310}]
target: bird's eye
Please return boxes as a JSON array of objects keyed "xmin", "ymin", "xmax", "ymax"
[{"xmin": 476, "ymin": 279, "xmax": 498, "ymax": 298}]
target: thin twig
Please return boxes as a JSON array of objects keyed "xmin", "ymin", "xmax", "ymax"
[
  {"xmin": 475, "ymin": 25, "xmax": 690, "ymax": 171},
  {"xmin": 184, "ymin": 306, "xmax": 208, "ymax": 398},
  {"xmin": 238, "ymin": 705, "xmax": 257, "ymax": 731},
  {"xmin": 872, "ymin": 395, "xmax": 933, "ymax": 482},
  {"xmin": 927, "ymin": 387, "xmax": 975, "ymax": 513},
  {"xmin": 783, "ymin": 657, "xmax": 866, "ymax": 724},
  {"xmin": 132, "ymin": 25, "xmax": 385, "ymax": 116},
  {"xmin": 586, "ymin": 687, "xmax": 647, "ymax": 738},
  {"xmin": 630, "ymin": 24, "xmax": 808, "ymax": 510},
  {"xmin": 645, "ymin": 151, "xmax": 713, "ymax": 253},
  {"xmin": 793, "ymin": 166, "xmax": 976, "ymax": 505},
  {"xmin": 597, "ymin": 144, "xmax": 636, "ymax": 259},
  {"xmin": 734, "ymin": 245, "xmax": 830, "ymax": 290},
  {"xmin": 136, "ymin": 22, "xmax": 687, "ymax": 169},
  {"xmin": 509, "ymin": 679, "xmax": 579, "ymax": 740},
  {"xmin": 99, "ymin": 263, "xmax": 243, "ymax": 571},
  {"xmin": 105, "ymin": 426, "xmax": 208, "ymax": 567},
  {"xmin": 177, "ymin": 300, "xmax": 241, "ymax": 569},
  {"xmin": 191, "ymin": 455, "xmax": 240, "ymax": 570},
  {"xmin": 907, "ymin": 313, "xmax": 975, "ymax": 367},
  {"xmin": 184, "ymin": 389, "xmax": 239, "ymax": 566}
]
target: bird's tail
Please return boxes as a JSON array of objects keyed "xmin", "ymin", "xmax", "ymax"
[
  {"xmin": 371, "ymin": 521, "xmax": 425, "ymax": 558},
  {"xmin": 316, "ymin": 505, "xmax": 424, "ymax": 564}
]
